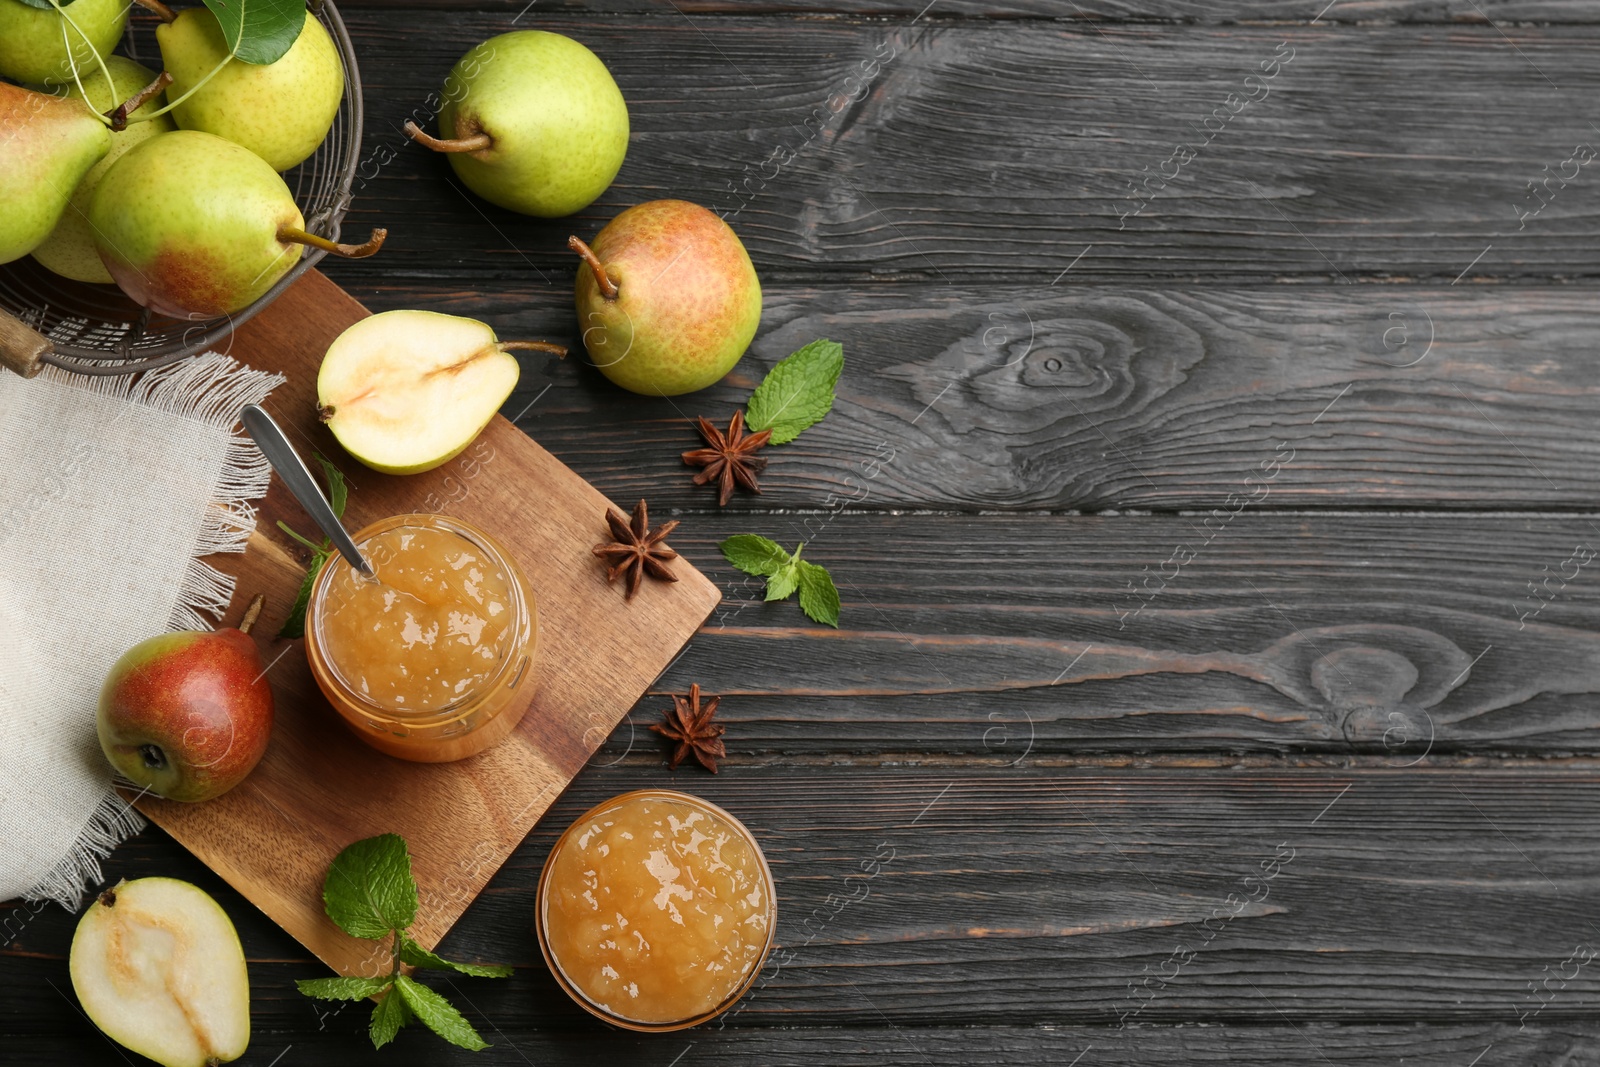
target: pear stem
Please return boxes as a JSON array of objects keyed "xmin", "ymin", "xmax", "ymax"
[
  {"xmin": 131, "ymin": 0, "xmax": 177, "ymax": 21},
  {"xmin": 107, "ymin": 71, "xmax": 172, "ymax": 132},
  {"xmin": 50, "ymin": 0, "xmax": 114, "ymax": 127},
  {"xmin": 237, "ymin": 594, "xmax": 265, "ymax": 636},
  {"xmin": 278, "ymin": 226, "xmax": 388, "ymax": 259},
  {"xmin": 139, "ymin": 53, "xmax": 229, "ymax": 119},
  {"xmin": 404, "ymin": 120, "xmax": 493, "ymax": 154},
  {"xmin": 567, "ymin": 236, "xmax": 619, "ymax": 300},
  {"xmin": 500, "ymin": 341, "xmax": 568, "ymax": 358}
]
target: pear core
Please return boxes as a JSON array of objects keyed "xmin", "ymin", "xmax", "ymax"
[
  {"xmin": 69, "ymin": 877, "xmax": 250, "ymax": 1067},
  {"xmin": 318, "ymin": 310, "xmax": 523, "ymax": 475}
]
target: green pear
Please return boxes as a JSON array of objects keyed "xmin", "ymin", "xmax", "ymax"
[
  {"xmin": 407, "ymin": 30, "xmax": 628, "ymax": 218},
  {"xmin": 89, "ymin": 129, "xmax": 384, "ymax": 319},
  {"xmin": 0, "ymin": 81, "xmax": 109, "ymax": 265},
  {"xmin": 158, "ymin": 7, "xmax": 343, "ymax": 172},
  {"xmin": 0, "ymin": 0, "xmax": 128, "ymax": 85},
  {"xmin": 318, "ymin": 311, "xmax": 564, "ymax": 475},
  {"xmin": 33, "ymin": 57, "xmax": 175, "ymax": 284},
  {"xmin": 71, "ymin": 877, "xmax": 250, "ymax": 1067},
  {"xmin": 571, "ymin": 200, "xmax": 762, "ymax": 396}
]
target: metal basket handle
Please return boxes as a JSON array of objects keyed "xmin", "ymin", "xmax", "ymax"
[{"xmin": 0, "ymin": 308, "xmax": 48, "ymax": 379}]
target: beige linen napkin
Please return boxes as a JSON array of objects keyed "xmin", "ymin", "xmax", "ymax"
[{"xmin": 0, "ymin": 352, "xmax": 282, "ymax": 907}]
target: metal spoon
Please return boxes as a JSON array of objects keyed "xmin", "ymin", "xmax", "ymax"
[{"xmin": 240, "ymin": 403, "xmax": 374, "ymax": 578}]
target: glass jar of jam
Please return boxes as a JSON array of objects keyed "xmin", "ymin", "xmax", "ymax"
[
  {"xmin": 304, "ymin": 513, "xmax": 537, "ymax": 762},
  {"xmin": 537, "ymin": 790, "xmax": 776, "ymax": 1031}
]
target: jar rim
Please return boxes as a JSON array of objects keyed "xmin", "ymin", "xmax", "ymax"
[
  {"xmin": 305, "ymin": 512, "xmax": 532, "ymax": 727},
  {"xmin": 535, "ymin": 789, "xmax": 778, "ymax": 1032}
]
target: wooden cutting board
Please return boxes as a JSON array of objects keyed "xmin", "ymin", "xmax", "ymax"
[{"xmin": 134, "ymin": 270, "xmax": 720, "ymax": 974}]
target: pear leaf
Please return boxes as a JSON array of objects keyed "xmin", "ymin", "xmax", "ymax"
[
  {"xmin": 15, "ymin": 0, "xmax": 78, "ymax": 11},
  {"xmin": 202, "ymin": 0, "xmax": 307, "ymax": 66}
]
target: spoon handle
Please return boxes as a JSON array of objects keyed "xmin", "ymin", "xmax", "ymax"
[{"xmin": 240, "ymin": 404, "xmax": 373, "ymax": 577}]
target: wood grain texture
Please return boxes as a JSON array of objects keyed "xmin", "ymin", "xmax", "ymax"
[
  {"xmin": 8, "ymin": 768, "xmax": 1600, "ymax": 1052},
  {"xmin": 7, "ymin": 1023, "xmax": 1596, "ymax": 1067},
  {"xmin": 6, "ymin": 5, "xmax": 1596, "ymax": 1065},
  {"xmin": 607, "ymin": 512, "xmax": 1600, "ymax": 757},
  {"xmin": 298, "ymin": 14, "xmax": 1600, "ymax": 287},
  {"xmin": 137, "ymin": 271, "xmax": 720, "ymax": 974},
  {"xmin": 344, "ymin": 283, "xmax": 1600, "ymax": 512},
  {"xmin": 328, "ymin": 0, "xmax": 1600, "ymax": 23}
]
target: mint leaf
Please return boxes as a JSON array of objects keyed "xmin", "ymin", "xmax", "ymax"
[
  {"xmin": 317, "ymin": 453, "xmax": 349, "ymax": 520},
  {"xmin": 370, "ymin": 987, "xmax": 410, "ymax": 1049},
  {"xmin": 725, "ymin": 537, "xmax": 841, "ymax": 624},
  {"xmin": 301, "ymin": 833, "xmax": 510, "ymax": 1052},
  {"xmin": 720, "ymin": 534, "xmax": 790, "ymax": 577},
  {"xmin": 797, "ymin": 561, "xmax": 841, "ymax": 628},
  {"xmin": 276, "ymin": 520, "xmax": 325, "ymax": 554},
  {"xmin": 766, "ymin": 563, "xmax": 801, "ymax": 602},
  {"xmin": 296, "ymin": 976, "xmax": 392, "ymax": 1001},
  {"xmin": 396, "ymin": 975, "xmax": 489, "ymax": 1052},
  {"xmin": 277, "ymin": 548, "xmax": 330, "ymax": 640},
  {"xmin": 745, "ymin": 339, "xmax": 844, "ymax": 445},
  {"xmin": 202, "ymin": 0, "xmax": 307, "ymax": 66},
  {"xmin": 324, "ymin": 834, "xmax": 418, "ymax": 940},
  {"xmin": 400, "ymin": 937, "xmax": 515, "ymax": 978},
  {"xmin": 276, "ymin": 459, "xmax": 348, "ymax": 639}
]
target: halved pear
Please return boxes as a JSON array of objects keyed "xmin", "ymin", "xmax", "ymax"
[
  {"xmin": 69, "ymin": 877, "xmax": 250, "ymax": 1067},
  {"xmin": 318, "ymin": 310, "xmax": 549, "ymax": 475}
]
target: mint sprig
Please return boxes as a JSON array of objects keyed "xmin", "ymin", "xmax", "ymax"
[
  {"xmin": 276, "ymin": 454, "xmax": 348, "ymax": 639},
  {"xmin": 720, "ymin": 535, "xmax": 841, "ymax": 628},
  {"xmin": 744, "ymin": 339, "xmax": 843, "ymax": 445},
  {"xmin": 296, "ymin": 834, "xmax": 512, "ymax": 1052}
]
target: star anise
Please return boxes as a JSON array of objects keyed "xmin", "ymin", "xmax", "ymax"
[
  {"xmin": 650, "ymin": 683, "xmax": 726, "ymax": 773},
  {"xmin": 592, "ymin": 499, "xmax": 679, "ymax": 599},
  {"xmin": 682, "ymin": 410, "xmax": 772, "ymax": 506}
]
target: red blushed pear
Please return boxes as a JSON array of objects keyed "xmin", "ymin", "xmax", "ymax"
[
  {"xmin": 97, "ymin": 596, "xmax": 274, "ymax": 803},
  {"xmin": 0, "ymin": 82, "xmax": 110, "ymax": 264},
  {"xmin": 570, "ymin": 199, "xmax": 762, "ymax": 396},
  {"xmin": 88, "ymin": 130, "xmax": 385, "ymax": 320}
]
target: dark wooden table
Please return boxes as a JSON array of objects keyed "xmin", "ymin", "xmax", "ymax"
[{"xmin": 9, "ymin": 1, "xmax": 1600, "ymax": 1063}]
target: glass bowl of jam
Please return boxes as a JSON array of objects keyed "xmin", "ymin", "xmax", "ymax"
[
  {"xmin": 304, "ymin": 513, "xmax": 537, "ymax": 762},
  {"xmin": 537, "ymin": 790, "xmax": 777, "ymax": 1031}
]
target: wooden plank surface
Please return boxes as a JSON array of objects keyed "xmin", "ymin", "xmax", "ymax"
[
  {"xmin": 343, "ymin": 283, "xmax": 1600, "ymax": 511},
  {"xmin": 294, "ymin": 14, "xmax": 1600, "ymax": 287},
  {"xmin": 7, "ymin": 2, "xmax": 1600, "ymax": 1065},
  {"xmin": 9, "ymin": 768, "xmax": 1600, "ymax": 1059},
  {"xmin": 136, "ymin": 270, "xmax": 721, "ymax": 974},
  {"xmin": 623, "ymin": 513, "xmax": 1600, "ymax": 757},
  {"xmin": 329, "ymin": 0, "xmax": 1600, "ymax": 21},
  {"xmin": 8, "ymin": 1022, "xmax": 1597, "ymax": 1067}
]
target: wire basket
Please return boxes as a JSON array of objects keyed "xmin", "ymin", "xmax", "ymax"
[{"xmin": 0, "ymin": 0, "xmax": 364, "ymax": 377}]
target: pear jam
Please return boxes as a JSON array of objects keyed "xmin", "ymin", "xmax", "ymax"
[
  {"xmin": 305, "ymin": 514, "xmax": 536, "ymax": 762},
  {"xmin": 539, "ymin": 791, "xmax": 775, "ymax": 1029},
  {"xmin": 322, "ymin": 525, "xmax": 511, "ymax": 710}
]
